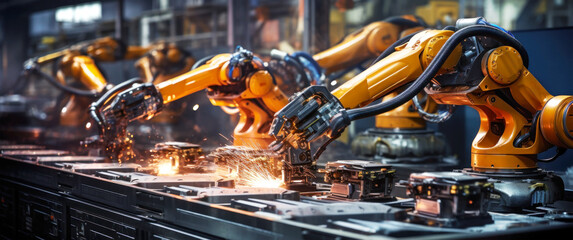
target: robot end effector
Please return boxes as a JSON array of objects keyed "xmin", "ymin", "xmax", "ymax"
[
  {"xmin": 86, "ymin": 79, "xmax": 164, "ymax": 159},
  {"xmin": 269, "ymin": 85, "xmax": 349, "ymax": 164}
]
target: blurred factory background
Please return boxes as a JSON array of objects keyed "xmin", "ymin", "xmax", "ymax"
[{"xmin": 0, "ymin": 0, "xmax": 572, "ymax": 171}]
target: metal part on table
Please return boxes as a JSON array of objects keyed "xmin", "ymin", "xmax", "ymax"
[
  {"xmin": 405, "ymin": 171, "xmax": 494, "ymax": 227},
  {"xmin": 2, "ymin": 142, "xmax": 573, "ymax": 239},
  {"xmin": 150, "ymin": 141, "xmax": 204, "ymax": 167},
  {"xmin": 0, "ymin": 144, "xmax": 45, "ymax": 150},
  {"xmin": 57, "ymin": 163, "xmax": 142, "ymax": 174},
  {"xmin": 0, "ymin": 149, "xmax": 70, "ymax": 160},
  {"xmin": 327, "ymin": 211, "xmax": 569, "ymax": 238},
  {"xmin": 128, "ymin": 173, "xmax": 235, "ymax": 189},
  {"xmin": 166, "ymin": 186, "xmax": 299, "ymax": 203},
  {"xmin": 231, "ymin": 198, "xmax": 407, "ymax": 224},
  {"xmin": 351, "ymin": 128, "xmax": 448, "ymax": 164},
  {"xmin": 320, "ymin": 160, "xmax": 395, "ymax": 200},
  {"xmin": 35, "ymin": 156, "xmax": 105, "ymax": 165},
  {"xmin": 94, "ymin": 171, "xmax": 236, "ymax": 189},
  {"xmin": 460, "ymin": 168, "xmax": 565, "ymax": 212}
]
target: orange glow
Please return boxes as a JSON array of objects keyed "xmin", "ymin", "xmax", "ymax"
[{"xmin": 154, "ymin": 158, "xmax": 178, "ymax": 176}]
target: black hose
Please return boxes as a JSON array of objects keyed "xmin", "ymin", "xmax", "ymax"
[
  {"xmin": 513, "ymin": 111, "xmax": 540, "ymax": 147},
  {"xmin": 368, "ymin": 24, "xmax": 454, "ymax": 68},
  {"xmin": 192, "ymin": 55, "xmax": 215, "ymax": 70},
  {"xmin": 538, "ymin": 147, "xmax": 567, "ymax": 162},
  {"xmin": 284, "ymin": 56, "xmax": 311, "ymax": 88},
  {"xmin": 32, "ymin": 68, "xmax": 100, "ymax": 97},
  {"xmin": 369, "ymin": 31, "xmax": 418, "ymax": 67},
  {"xmin": 384, "ymin": 16, "xmax": 424, "ymax": 29},
  {"xmin": 345, "ymin": 25, "xmax": 528, "ymax": 122},
  {"xmin": 443, "ymin": 25, "xmax": 456, "ymax": 31}
]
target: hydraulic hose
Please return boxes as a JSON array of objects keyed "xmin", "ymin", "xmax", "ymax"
[
  {"xmin": 31, "ymin": 68, "xmax": 101, "ymax": 97},
  {"xmin": 291, "ymin": 51, "xmax": 323, "ymax": 84},
  {"xmin": 344, "ymin": 24, "xmax": 529, "ymax": 122},
  {"xmin": 384, "ymin": 16, "xmax": 425, "ymax": 28},
  {"xmin": 369, "ymin": 31, "xmax": 418, "ymax": 67},
  {"xmin": 192, "ymin": 55, "xmax": 215, "ymax": 70},
  {"xmin": 271, "ymin": 50, "xmax": 311, "ymax": 89}
]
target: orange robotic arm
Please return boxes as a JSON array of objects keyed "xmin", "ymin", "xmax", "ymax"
[
  {"xmin": 312, "ymin": 15, "xmax": 441, "ymax": 130},
  {"xmin": 91, "ymin": 47, "xmax": 289, "ymax": 159},
  {"xmin": 54, "ymin": 53, "xmax": 108, "ymax": 127},
  {"xmin": 313, "ymin": 15, "xmax": 425, "ymax": 74},
  {"xmin": 270, "ymin": 19, "xmax": 573, "ymax": 174},
  {"xmin": 156, "ymin": 51, "xmax": 288, "ymax": 146},
  {"xmin": 35, "ymin": 36, "xmax": 154, "ymax": 93},
  {"xmin": 134, "ymin": 42, "xmax": 196, "ymax": 84},
  {"xmin": 56, "ymin": 53, "xmax": 108, "ymax": 92},
  {"xmin": 32, "ymin": 37, "xmax": 140, "ymax": 127}
]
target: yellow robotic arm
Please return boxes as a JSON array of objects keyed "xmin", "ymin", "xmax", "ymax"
[
  {"xmin": 270, "ymin": 18, "xmax": 573, "ymax": 181},
  {"xmin": 56, "ymin": 53, "xmax": 107, "ymax": 92},
  {"xmin": 134, "ymin": 42, "xmax": 196, "ymax": 84},
  {"xmin": 314, "ymin": 15, "xmax": 425, "ymax": 74},
  {"xmin": 311, "ymin": 16, "xmax": 447, "ymax": 163},
  {"xmin": 32, "ymin": 36, "xmax": 154, "ymax": 94},
  {"xmin": 90, "ymin": 47, "xmax": 290, "ymax": 160}
]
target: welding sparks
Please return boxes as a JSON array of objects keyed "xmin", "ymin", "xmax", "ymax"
[
  {"xmin": 239, "ymin": 160, "xmax": 284, "ymax": 188},
  {"xmin": 209, "ymin": 146, "xmax": 284, "ymax": 188}
]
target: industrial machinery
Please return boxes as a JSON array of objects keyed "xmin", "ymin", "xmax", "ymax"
[
  {"xmin": 134, "ymin": 42, "xmax": 196, "ymax": 84},
  {"xmin": 312, "ymin": 15, "xmax": 454, "ymax": 167},
  {"xmin": 89, "ymin": 46, "xmax": 287, "ymax": 155},
  {"xmin": 14, "ymin": 37, "xmax": 193, "ymax": 131},
  {"xmin": 269, "ymin": 17, "xmax": 572, "ymax": 214},
  {"xmin": 88, "ymin": 46, "xmax": 320, "ymax": 189},
  {"xmin": 147, "ymin": 141, "xmax": 207, "ymax": 174},
  {"xmin": 1, "ymin": 17, "xmax": 573, "ymax": 239},
  {"xmin": 1, "ymin": 140, "xmax": 572, "ymax": 239},
  {"xmin": 404, "ymin": 171, "xmax": 494, "ymax": 227},
  {"xmin": 320, "ymin": 160, "xmax": 395, "ymax": 201}
]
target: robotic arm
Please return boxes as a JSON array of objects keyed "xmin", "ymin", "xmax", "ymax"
[
  {"xmin": 313, "ymin": 15, "xmax": 426, "ymax": 74},
  {"xmin": 270, "ymin": 29, "xmax": 460, "ymax": 158},
  {"xmin": 90, "ymin": 47, "xmax": 290, "ymax": 160},
  {"xmin": 25, "ymin": 36, "xmax": 153, "ymax": 97},
  {"xmin": 134, "ymin": 42, "xmax": 196, "ymax": 84},
  {"xmin": 270, "ymin": 18, "xmax": 573, "ymax": 175}
]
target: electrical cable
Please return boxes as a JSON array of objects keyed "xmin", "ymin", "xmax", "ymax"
[{"xmin": 343, "ymin": 25, "xmax": 528, "ymax": 123}]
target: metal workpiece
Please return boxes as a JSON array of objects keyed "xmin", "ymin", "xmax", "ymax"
[
  {"xmin": 351, "ymin": 128, "xmax": 449, "ymax": 164},
  {"xmin": 233, "ymin": 198, "xmax": 408, "ymax": 224},
  {"xmin": 148, "ymin": 141, "xmax": 207, "ymax": 174},
  {"xmin": 460, "ymin": 168, "xmax": 566, "ymax": 212},
  {"xmin": 320, "ymin": 160, "xmax": 395, "ymax": 200},
  {"xmin": 1, "ymin": 142, "xmax": 573, "ymax": 239},
  {"xmin": 405, "ymin": 171, "xmax": 494, "ymax": 227}
]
